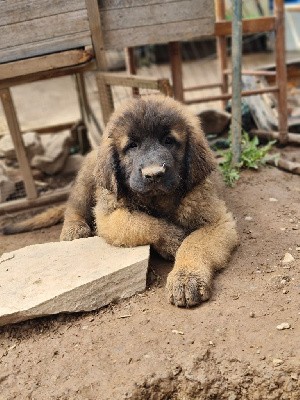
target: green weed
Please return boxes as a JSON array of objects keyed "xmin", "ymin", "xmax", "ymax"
[{"xmin": 219, "ymin": 131, "xmax": 276, "ymax": 187}]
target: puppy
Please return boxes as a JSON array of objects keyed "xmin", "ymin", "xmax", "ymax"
[{"xmin": 60, "ymin": 95, "xmax": 238, "ymax": 307}]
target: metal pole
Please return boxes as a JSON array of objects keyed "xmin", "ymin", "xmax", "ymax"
[{"xmin": 231, "ymin": 0, "xmax": 242, "ymax": 165}]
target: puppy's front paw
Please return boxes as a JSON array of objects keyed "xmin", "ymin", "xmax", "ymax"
[
  {"xmin": 60, "ymin": 222, "xmax": 91, "ymax": 241},
  {"xmin": 166, "ymin": 270, "xmax": 211, "ymax": 307}
]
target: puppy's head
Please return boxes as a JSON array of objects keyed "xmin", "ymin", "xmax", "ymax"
[{"xmin": 95, "ymin": 95, "xmax": 215, "ymax": 197}]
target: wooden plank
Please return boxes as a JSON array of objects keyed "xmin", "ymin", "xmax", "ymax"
[
  {"xmin": 103, "ymin": 17, "xmax": 215, "ymax": 49},
  {"xmin": 215, "ymin": 17, "xmax": 276, "ymax": 36},
  {"xmin": 184, "ymin": 83, "xmax": 222, "ymax": 91},
  {"xmin": 0, "ymin": 88, "xmax": 37, "ymax": 200},
  {"xmin": 125, "ymin": 48, "xmax": 139, "ymax": 96},
  {"xmin": 0, "ymin": 59, "xmax": 96, "ymax": 89},
  {"xmin": 102, "ymin": 0, "xmax": 214, "ymax": 31},
  {"xmin": 85, "ymin": 0, "xmax": 108, "ymax": 70},
  {"xmin": 184, "ymin": 86, "xmax": 279, "ymax": 104},
  {"xmin": 95, "ymin": 73, "xmax": 115, "ymax": 125},
  {"xmin": 0, "ymin": 189, "xmax": 69, "ymax": 215},
  {"xmin": 0, "ymin": 0, "xmax": 86, "ymax": 26},
  {"xmin": 100, "ymin": 0, "xmax": 176, "ymax": 11},
  {"xmin": 100, "ymin": 72, "xmax": 170, "ymax": 90},
  {"xmin": 224, "ymin": 69, "xmax": 276, "ymax": 77},
  {"xmin": 0, "ymin": 10, "xmax": 90, "ymax": 50},
  {"xmin": 215, "ymin": 0, "xmax": 228, "ymax": 109},
  {"xmin": 85, "ymin": 0, "xmax": 114, "ymax": 126},
  {"xmin": 169, "ymin": 42, "xmax": 184, "ymax": 102},
  {"xmin": 0, "ymin": 50, "xmax": 93, "ymax": 80},
  {"xmin": 251, "ymin": 130, "xmax": 300, "ymax": 145},
  {"xmin": 274, "ymin": 0, "xmax": 288, "ymax": 145},
  {"xmin": 0, "ymin": 32, "xmax": 92, "ymax": 63}
]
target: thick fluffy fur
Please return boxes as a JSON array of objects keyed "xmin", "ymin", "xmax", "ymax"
[{"xmin": 60, "ymin": 95, "xmax": 238, "ymax": 307}]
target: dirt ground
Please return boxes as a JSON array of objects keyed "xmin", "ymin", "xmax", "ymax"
[{"xmin": 0, "ymin": 166, "xmax": 299, "ymax": 400}]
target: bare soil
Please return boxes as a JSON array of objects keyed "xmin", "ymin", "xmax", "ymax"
[{"xmin": 0, "ymin": 166, "xmax": 299, "ymax": 400}]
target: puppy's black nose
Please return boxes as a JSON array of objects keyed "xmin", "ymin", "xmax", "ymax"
[{"xmin": 141, "ymin": 164, "xmax": 166, "ymax": 181}]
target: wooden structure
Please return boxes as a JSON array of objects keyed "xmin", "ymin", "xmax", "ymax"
[
  {"xmin": 184, "ymin": 0, "xmax": 288, "ymax": 145},
  {"xmin": 110, "ymin": 0, "xmax": 288, "ymax": 145},
  {"xmin": 93, "ymin": 0, "xmax": 215, "ymax": 123}
]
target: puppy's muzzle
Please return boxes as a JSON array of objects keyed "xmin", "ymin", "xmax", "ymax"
[{"xmin": 141, "ymin": 163, "xmax": 166, "ymax": 183}]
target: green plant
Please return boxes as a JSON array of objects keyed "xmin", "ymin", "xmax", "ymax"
[{"xmin": 219, "ymin": 131, "xmax": 276, "ymax": 187}]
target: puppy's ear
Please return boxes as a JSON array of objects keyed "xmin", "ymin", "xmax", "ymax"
[
  {"xmin": 94, "ymin": 137, "xmax": 119, "ymax": 195},
  {"xmin": 185, "ymin": 123, "xmax": 215, "ymax": 191}
]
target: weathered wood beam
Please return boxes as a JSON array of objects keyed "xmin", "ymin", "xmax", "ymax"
[
  {"xmin": 185, "ymin": 86, "xmax": 279, "ymax": 104},
  {"xmin": 0, "ymin": 50, "xmax": 93, "ymax": 81},
  {"xmin": 215, "ymin": 17, "xmax": 276, "ymax": 36}
]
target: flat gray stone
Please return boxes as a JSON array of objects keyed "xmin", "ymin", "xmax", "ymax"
[{"xmin": 0, "ymin": 237, "xmax": 149, "ymax": 326}]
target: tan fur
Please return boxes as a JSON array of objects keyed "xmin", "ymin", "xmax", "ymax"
[
  {"xmin": 2, "ymin": 205, "xmax": 65, "ymax": 235},
  {"xmin": 60, "ymin": 95, "xmax": 239, "ymax": 307}
]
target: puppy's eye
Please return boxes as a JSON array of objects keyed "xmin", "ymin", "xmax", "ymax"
[
  {"xmin": 163, "ymin": 135, "xmax": 176, "ymax": 146},
  {"xmin": 124, "ymin": 141, "xmax": 138, "ymax": 152}
]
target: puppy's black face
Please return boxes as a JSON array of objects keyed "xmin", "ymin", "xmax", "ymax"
[{"xmin": 113, "ymin": 99, "xmax": 188, "ymax": 195}]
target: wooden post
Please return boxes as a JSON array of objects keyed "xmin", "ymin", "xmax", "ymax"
[
  {"xmin": 85, "ymin": 0, "xmax": 114, "ymax": 124},
  {"xmin": 125, "ymin": 47, "xmax": 139, "ymax": 96},
  {"xmin": 75, "ymin": 73, "xmax": 102, "ymax": 148},
  {"xmin": 274, "ymin": 0, "xmax": 288, "ymax": 145},
  {"xmin": 169, "ymin": 42, "xmax": 184, "ymax": 102},
  {"xmin": 0, "ymin": 88, "xmax": 38, "ymax": 200},
  {"xmin": 215, "ymin": 0, "xmax": 229, "ymax": 109},
  {"xmin": 231, "ymin": 0, "xmax": 242, "ymax": 165}
]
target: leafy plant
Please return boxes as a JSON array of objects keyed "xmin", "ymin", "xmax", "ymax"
[{"xmin": 219, "ymin": 131, "xmax": 276, "ymax": 187}]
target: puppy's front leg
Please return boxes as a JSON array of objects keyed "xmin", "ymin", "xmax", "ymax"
[
  {"xmin": 167, "ymin": 209, "xmax": 238, "ymax": 307},
  {"xmin": 60, "ymin": 151, "xmax": 97, "ymax": 241},
  {"xmin": 95, "ymin": 207, "xmax": 186, "ymax": 260}
]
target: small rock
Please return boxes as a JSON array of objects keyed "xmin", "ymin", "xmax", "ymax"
[
  {"xmin": 273, "ymin": 358, "xmax": 283, "ymax": 366},
  {"xmin": 245, "ymin": 216, "xmax": 253, "ymax": 221},
  {"xmin": 269, "ymin": 197, "xmax": 278, "ymax": 202},
  {"xmin": 296, "ymin": 247, "xmax": 300, "ymax": 251},
  {"xmin": 249, "ymin": 312, "xmax": 255, "ymax": 318},
  {"xmin": 282, "ymin": 289, "xmax": 288, "ymax": 294},
  {"xmin": 292, "ymin": 226, "xmax": 299, "ymax": 230},
  {"xmin": 280, "ymin": 227, "xmax": 286, "ymax": 231},
  {"xmin": 282, "ymin": 253, "xmax": 295, "ymax": 264},
  {"xmin": 172, "ymin": 330, "xmax": 184, "ymax": 335},
  {"xmin": 228, "ymin": 394, "xmax": 237, "ymax": 400},
  {"xmin": 31, "ymin": 131, "xmax": 71, "ymax": 175},
  {"xmin": 0, "ymin": 131, "xmax": 43, "ymax": 161},
  {"xmin": 276, "ymin": 322, "xmax": 291, "ymax": 330},
  {"xmin": 118, "ymin": 314, "xmax": 132, "ymax": 319},
  {"xmin": 0, "ymin": 162, "xmax": 15, "ymax": 202},
  {"xmin": 291, "ymin": 373, "xmax": 298, "ymax": 380}
]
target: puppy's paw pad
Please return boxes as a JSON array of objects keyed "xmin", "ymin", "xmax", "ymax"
[
  {"xmin": 166, "ymin": 271, "xmax": 211, "ymax": 307},
  {"xmin": 60, "ymin": 223, "xmax": 91, "ymax": 241}
]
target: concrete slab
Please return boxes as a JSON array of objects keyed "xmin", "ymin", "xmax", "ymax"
[{"xmin": 0, "ymin": 237, "xmax": 149, "ymax": 326}]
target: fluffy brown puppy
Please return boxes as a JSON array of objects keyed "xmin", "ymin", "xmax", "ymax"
[{"xmin": 60, "ymin": 95, "xmax": 238, "ymax": 307}]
